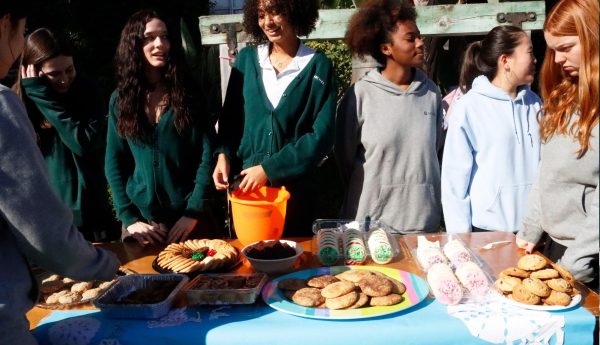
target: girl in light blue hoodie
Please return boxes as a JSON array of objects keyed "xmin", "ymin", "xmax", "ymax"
[{"xmin": 442, "ymin": 25, "xmax": 542, "ymax": 233}]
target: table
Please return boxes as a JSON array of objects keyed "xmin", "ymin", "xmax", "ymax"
[{"xmin": 28, "ymin": 232, "xmax": 598, "ymax": 345}]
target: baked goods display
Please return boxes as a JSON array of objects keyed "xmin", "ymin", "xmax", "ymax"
[
  {"xmin": 427, "ymin": 263, "xmax": 464, "ymax": 305},
  {"xmin": 156, "ymin": 239, "xmax": 238, "ymax": 273},
  {"xmin": 38, "ymin": 273, "xmax": 116, "ymax": 308},
  {"xmin": 313, "ymin": 220, "xmax": 399, "ymax": 266},
  {"xmin": 183, "ymin": 273, "xmax": 268, "ymax": 305},
  {"xmin": 342, "ymin": 228, "xmax": 367, "ymax": 265},
  {"xmin": 367, "ymin": 228, "xmax": 393, "ymax": 264},
  {"xmin": 416, "ymin": 235, "xmax": 491, "ymax": 305},
  {"xmin": 316, "ymin": 229, "xmax": 341, "ymax": 266},
  {"xmin": 278, "ymin": 269, "xmax": 406, "ymax": 309},
  {"xmin": 494, "ymin": 254, "xmax": 580, "ymax": 306}
]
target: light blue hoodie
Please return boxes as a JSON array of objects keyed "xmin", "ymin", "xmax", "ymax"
[{"xmin": 441, "ymin": 75, "xmax": 542, "ymax": 233}]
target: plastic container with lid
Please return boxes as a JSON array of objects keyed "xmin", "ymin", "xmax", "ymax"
[{"xmin": 311, "ymin": 219, "xmax": 400, "ymax": 266}]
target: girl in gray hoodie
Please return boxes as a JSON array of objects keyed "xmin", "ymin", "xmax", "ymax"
[
  {"xmin": 335, "ymin": 0, "xmax": 443, "ymax": 233},
  {"xmin": 516, "ymin": 0, "xmax": 599, "ymax": 289}
]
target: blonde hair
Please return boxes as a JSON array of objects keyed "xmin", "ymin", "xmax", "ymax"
[{"xmin": 539, "ymin": 0, "xmax": 599, "ymax": 157}]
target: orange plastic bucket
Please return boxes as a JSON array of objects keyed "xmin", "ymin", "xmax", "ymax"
[{"xmin": 228, "ymin": 186, "xmax": 291, "ymax": 246}]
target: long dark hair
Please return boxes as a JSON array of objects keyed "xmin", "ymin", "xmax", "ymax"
[
  {"xmin": 13, "ymin": 28, "xmax": 73, "ymax": 98},
  {"xmin": 114, "ymin": 9, "xmax": 192, "ymax": 139},
  {"xmin": 459, "ymin": 25, "xmax": 526, "ymax": 92},
  {"xmin": 12, "ymin": 28, "xmax": 74, "ymax": 148}
]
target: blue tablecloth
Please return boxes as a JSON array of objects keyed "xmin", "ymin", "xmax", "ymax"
[{"xmin": 32, "ymin": 296, "xmax": 595, "ymax": 345}]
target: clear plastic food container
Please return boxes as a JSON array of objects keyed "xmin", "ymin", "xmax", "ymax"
[
  {"xmin": 184, "ymin": 273, "xmax": 268, "ymax": 305},
  {"xmin": 93, "ymin": 273, "xmax": 188, "ymax": 319},
  {"xmin": 312, "ymin": 219, "xmax": 401, "ymax": 266}
]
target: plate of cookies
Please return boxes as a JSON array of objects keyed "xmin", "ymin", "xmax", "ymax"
[
  {"xmin": 261, "ymin": 266, "xmax": 430, "ymax": 319},
  {"xmin": 37, "ymin": 273, "xmax": 117, "ymax": 309},
  {"xmin": 153, "ymin": 239, "xmax": 241, "ymax": 276},
  {"xmin": 493, "ymin": 254, "xmax": 582, "ymax": 311}
]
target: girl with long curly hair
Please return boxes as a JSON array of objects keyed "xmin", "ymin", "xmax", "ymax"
[
  {"xmin": 335, "ymin": 0, "xmax": 443, "ymax": 233},
  {"xmin": 106, "ymin": 9, "xmax": 218, "ymax": 245},
  {"xmin": 517, "ymin": 0, "xmax": 599, "ymax": 289},
  {"xmin": 212, "ymin": 0, "xmax": 336, "ymax": 236}
]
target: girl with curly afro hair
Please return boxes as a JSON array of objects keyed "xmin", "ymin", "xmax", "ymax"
[
  {"xmin": 335, "ymin": 0, "xmax": 444, "ymax": 233},
  {"xmin": 213, "ymin": 0, "xmax": 337, "ymax": 237}
]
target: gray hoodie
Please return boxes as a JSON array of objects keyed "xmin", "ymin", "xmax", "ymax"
[
  {"xmin": 517, "ymin": 117, "xmax": 598, "ymax": 283},
  {"xmin": 335, "ymin": 68, "xmax": 443, "ymax": 233},
  {"xmin": 0, "ymin": 85, "xmax": 119, "ymax": 344}
]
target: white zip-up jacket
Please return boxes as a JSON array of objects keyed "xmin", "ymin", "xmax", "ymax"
[{"xmin": 442, "ymin": 75, "xmax": 542, "ymax": 232}]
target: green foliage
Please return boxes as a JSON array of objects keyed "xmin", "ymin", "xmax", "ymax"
[{"xmin": 304, "ymin": 40, "xmax": 352, "ymax": 102}]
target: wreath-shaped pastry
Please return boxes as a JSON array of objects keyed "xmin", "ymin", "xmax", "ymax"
[{"xmin": 157, "ymin": 239, "xmax": 238, "ymax": 273}]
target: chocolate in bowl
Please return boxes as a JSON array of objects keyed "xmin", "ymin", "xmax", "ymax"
[{"xmin": 245, "ymin": 240, "xmax": 296, "ymax": 260}]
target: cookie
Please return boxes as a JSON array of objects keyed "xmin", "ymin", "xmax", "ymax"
[
  {"xmin": 97, "ymin": 280, "xmax": 116, "ymax": 290},
  {"xmin": 321, "ymin": 281, "xmax": 356, "ymax": 299},
  {"xmin": 522, "ymin": 278, "xmax": 551, "ymax": 298},
  {"xmin": 82, "ymin": 287, "xmax": 103, "ymax": 300},
  {"xmin": 530, "ymin": 268, "xmax": 559, "ymax": 279},
  {"xmin": 335, "ymin": 269, "xmax": 373, "ymax": 283},
  {"xmin": 370, "ymin": 293, "xmax": 403, "ymax": 306},
  {"xmin": 545, "ymin": 278, "xmax": 572, "ymax": 293},
  {"xmin": 45, "ymin": 290, "xmax": 69, "ymax": 304},
  {"xmin": 278, "ymin": 278, "xmax": 307, "ymax": 291},
  {"xmin": 325, "ymin": 291, "xmax": 359, "ymax": 310},
  {"xmin": 307, "ymin": 275, "xmax": 339, "ymax": 289},
  {"xmin": 42, "ymin": 274, "xmax": 61, "ymax": 283},
  {"xmin": 291, "ymin": 288, "xmax": 324, "ymax": 307},
  {"xmin": 500, "ymin": 267, "xmax": 530, "ymax": 278},
  {"xmin": 62, "ymin": 277, "xmax": 76, "ymax": 285},
  {"xmin": 494, "ymin": 276, "xmax": 521, "ymax": 293},
  {"xmin": 511, "ymin": 283, "xmax": 541, "ymax": 305},
  {"xmin": 346, "ymin": 292, "xmax": 370, "ymax": 309},
  {"xmin": 551, "ymin": 263, "xmax": 575, "ymax": 282},
  {"xmin": 71, "ymin": 281, "xmax": 93, "ymax": 293},
  {"xmin": 358, "ymin": 275, "xmax": 393, "ymax": 297},
  {"xmin": 517, "ymin": 254, "xmax": 547, "ymax": 271},
  {"xmin": 58, "ymin": 291, "xmax": 82, "ymax": 304},
  {"xmin": 372, "ymin": 272, "xmax": 406, "ymax": 294},
  {"xmin": 544, "ymin": 290, "xmax": 571, "ymax": 306}
]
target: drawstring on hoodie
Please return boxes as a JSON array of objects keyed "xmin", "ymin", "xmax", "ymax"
[
  {"xmin": 526, "ymin": 104, "xmax": 533, "ymax": 147},
  {"xmin": 511, "ymin": 101, "xmax": 521, "ymax": 144}
]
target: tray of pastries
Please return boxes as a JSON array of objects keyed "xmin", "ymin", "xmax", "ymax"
[
  {"xmin": 153, "ymin": 239, "xmax": 240, "ymax": 276},
  {"xmin": 183, "ymin": 273, "xmax": 268, "ymax": 305}
]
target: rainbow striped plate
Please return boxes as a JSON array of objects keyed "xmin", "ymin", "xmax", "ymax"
[{"xmin": 261, "ymin": 266, "xmax": 430, "ymax": 319}]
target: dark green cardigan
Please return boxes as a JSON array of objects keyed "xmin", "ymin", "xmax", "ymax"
[
  {"xmin": 216, "ymin": 46, "xmax": 336, "ymax": 236},
  {"xmin": 105, "ymin": 91, "xmax": 216, "ymax": 228},
  {"xmin": 217, "ymin": 46, "xmax": 336, "ymax": 184},
  {"xmin": 22, "ymin": 77, "xmax": 117, "ymax": 240}
]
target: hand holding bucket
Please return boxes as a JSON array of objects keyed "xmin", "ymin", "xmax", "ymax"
[{"xmin": 228, "ymin": 186, "xmax": 291, "ymax": 246}]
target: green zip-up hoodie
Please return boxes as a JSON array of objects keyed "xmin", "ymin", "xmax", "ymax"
[
  {"xmin": 105, "ymin": 91, "xmax": 215, "ymax": 229},
  {"xmin": 217, "ymin": 46, "xmax": 336, "ymax": 184},
  {"xmin": 21, "ymin": 77, "xmax": 118, "ymax": 241}
]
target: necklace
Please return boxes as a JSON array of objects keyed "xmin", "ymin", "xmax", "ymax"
[{"xmin": 145, "ymin": 87, "xmax": 169, "ymax": 124}]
